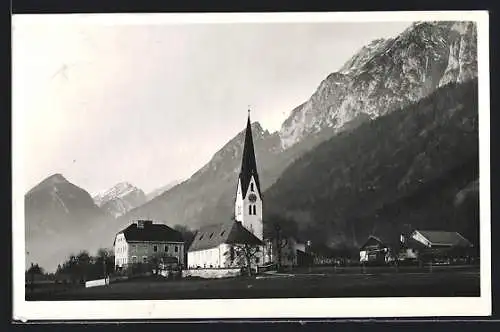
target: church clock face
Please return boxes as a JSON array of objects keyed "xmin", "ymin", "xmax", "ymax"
[{"xmin": 248, "ymin": 193, "xmax": 257, "ymax": 203}]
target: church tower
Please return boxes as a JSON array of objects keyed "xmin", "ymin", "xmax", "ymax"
[{"xmin": 234, "ymin": 111, "xmax": 263, "ymax": 241}]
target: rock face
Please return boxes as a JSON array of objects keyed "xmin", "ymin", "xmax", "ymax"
[
  {"xmin": 279, "ymin": 21, "xmax": 478, "ymax": 149},
  {"xmin": 265, "ymin": 80, "xmax": 479, "ymax": 249},
  {"xmin": 94, "ymin": 182, "xmax": 147, "ymax": 218},
  {"xmin": 25, "ymin": 174, "xmax": 113, "ymax": 272}
]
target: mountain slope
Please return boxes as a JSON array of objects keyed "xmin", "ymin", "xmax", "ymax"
[
  {"xmin": 117, "ymin": 123, "xmax": 283, "ymax": 230},
  {"xmin": 115, "ymin": 20, "xmax": 477, "ymax": 237},
  {"xmin": 264, "ymin": 80, "xmax": 479, "ymax": 248},
  {"xmin": 25, "ymin": 174, "xmax": 114, "ymax": 272},
  {"xmin": 94, "ymin": 182, "xmax": 147, "ymax": 218},
  {"xmin": 146, "ymin": 180, "xmax": 183, "ymax": 201},
  {"xmin": 279, "ymin": 21, "xmax": 477, "ymax": 149}
]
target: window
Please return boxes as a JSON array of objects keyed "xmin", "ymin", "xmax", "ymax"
[
  {"xmin": 255, "ymin": 257, "xmax": 260, "ymax": 264},
  {"xmin": 253, "ymin": 205, "xmax": 256, "ymax": 215},
  {"xmin": 175, "ymin": 245, "xmax": 179, "ymax": 253},
  {"xmin": 165, "ymin": 245, "xmax": 168, "ymax": 252},
  {"xmin": 132, "ymin": 256, "xmax": 137, "ymax": 263},
  {"xmin": 249, "ymin": 205, "xmax": 252, "ymax": 215},
  {"xmin": 142, "ymin": 256, "xmax": 147, "ymax": 263},
  {"xmin": 153, "ymin": 245, "xmax": 158, "ymax": 252},
  {"xmin": 132, "ymin": 244, "xmax": 136, "ymax": 252},
  {"xmin": 251, "ymin": 183, "xmax": 254, "ymax": 192}
]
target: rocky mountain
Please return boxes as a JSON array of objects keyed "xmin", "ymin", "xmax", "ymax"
[
  {"xmin": 279, "ymin": 21, "xmax": 477, "ymax": 149},
  {"xmin": 146, "ymin": 180, "xmax": 183, "ymax": 201},
  {"xmin": 25, "ymin": 174, "xmax": 114, "ymax": 272},
  {"xmin": 93, "ymin": 182, "xmax": 147, "ymax": 218},
  {"xmin": 114, "ymin": 20, "xmax": 478, "ymax": 237},
  {"xmin": 264, "ymin": 80, "xmax": 479, "ymax": 250}
]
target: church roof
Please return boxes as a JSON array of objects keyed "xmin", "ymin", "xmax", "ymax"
[
  {"xmin": 239, "ymin": 114, "xmax": 262, "ymax": 198},
  {"xmin": 188, "ymin": 221, "xmax": 263, "ymax": 252}
]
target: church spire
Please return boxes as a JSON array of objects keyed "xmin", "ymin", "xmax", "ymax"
[{"xmin": 239, "ymin": 110, "xmax": 261, "ymax": 198}]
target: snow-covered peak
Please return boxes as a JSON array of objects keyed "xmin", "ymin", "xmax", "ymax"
[{"xmin": 94, "ymin": 182, "xmax": 143, "ymax": 207}]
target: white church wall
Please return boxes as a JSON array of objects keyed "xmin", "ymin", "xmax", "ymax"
[{"xmin": 188, "ymin": 244, "xmax": 231, "ymax": 269}]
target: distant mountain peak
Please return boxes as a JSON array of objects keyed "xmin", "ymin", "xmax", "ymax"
[
  {"xmin": 280, "ymin": 20, "xmax": 477, "ymax": 149},
  {"xmin": 44, "ymin": 173, "xmax": 68, "ymax": 184},
  {"xmin": 27, "ymin": 173, "xmax": 70, "ymax": 195},
  {"xmin": 93, "ymin": 182, "xmax": 147, "ymax": 218}
]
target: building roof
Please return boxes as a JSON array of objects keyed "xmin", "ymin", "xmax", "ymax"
[
  {"xmin": 414, "ymin": 230, "xmax": 473, "ymax": 247},
  {"xmin": 116, "ymin": 221, "xmax": 184, "ymax": 243},
  {"xmin": 188, "ymin": 221, "xmax": 263, "ymax": 252},
  {"xmin": 239, "ymin": 114, "xmax": 262, "ymax": 198},
  {"xmin": 359, "ymin": 235, "xmax": 390, "ymax": 250}
]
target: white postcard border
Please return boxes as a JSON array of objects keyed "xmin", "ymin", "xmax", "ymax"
[{"xmin": 12, "ymin": 10, "xmax": 491, "ymax": 321}]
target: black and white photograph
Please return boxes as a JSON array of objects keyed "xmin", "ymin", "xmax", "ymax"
[{"xmin": 12, "ymin": 11, "xmax": 490, "ymax": 320}]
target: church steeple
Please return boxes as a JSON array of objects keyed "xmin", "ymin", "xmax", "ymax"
[
  {"xmin": 235, "ymin": 109, "xmax": 263, "ymax": 241},
  {"xmin": 239, "ymin": 111, "xmax": 261, "ymax": 198}
]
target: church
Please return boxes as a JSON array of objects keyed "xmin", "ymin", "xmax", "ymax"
[{"xmin": 187, "ymin": 112, "xmax": 307, "ymax": 270}]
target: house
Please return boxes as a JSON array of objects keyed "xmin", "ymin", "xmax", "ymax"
[
  {"xmin": 114, "ymin": 220, "xmax": 185, "ymax": 270},
  {"xmin": 359, "ymin": 235, "xmax": 396, "ymax": 265},
  {"xmin": 401, "ymin": 230, "xmax": 474, "ymax": 262},
  {"xmin": 187, "ymin": 220, "xmax": 262, "ymax": 269}
]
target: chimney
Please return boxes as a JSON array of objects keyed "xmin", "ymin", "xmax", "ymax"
[{"xmin": 137, "ymin": 220, "xmax": 153, "ymax": 229}]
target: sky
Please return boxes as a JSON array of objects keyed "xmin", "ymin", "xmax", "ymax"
[{"xmin": 13, "ymin": 15, "xmax": 411, "ymax": 195}]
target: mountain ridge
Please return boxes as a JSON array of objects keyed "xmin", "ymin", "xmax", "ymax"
[{"xmin": 278, "ymin": 21, "xmax": 477, "ymax": 149}]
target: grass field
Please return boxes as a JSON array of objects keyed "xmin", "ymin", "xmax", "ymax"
[{"xmin": 26, "ymin": 265, "xmax": 480, "ymax": 301}]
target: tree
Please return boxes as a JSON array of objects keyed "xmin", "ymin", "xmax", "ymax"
[
  {"xmin": 76, "ymin": 251, "xmax": 91, "ymax": 281},
  {"xmin": 27, "ymin": 263, "xmax": 44, "ymax": 275},
  {"xmin": 95, "ymin": 248, "xmax": 114, "ymax": 278},
  {"xmin": 225, "ymin": 243, "xmax": 260, "ymax": 276}
]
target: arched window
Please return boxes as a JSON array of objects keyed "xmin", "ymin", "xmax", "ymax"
[
  {"xmin": 249, "ymin": 205, "xmax": 252, "ymax": 215},
  {"xmin": 250, "ymin": 183, "xmax": 254, "ymax": 192},
  {"xmin": 253, "ymin": 205, "xmax": 256, "ymax": 215}
]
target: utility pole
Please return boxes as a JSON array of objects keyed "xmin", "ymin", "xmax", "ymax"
[
  {"xmin": 103, "ymin": 252, "xmax": 107, "ymax": 279},
  {"xmin": 30, "ymin": 262, "xmax": 34, "ymax": 294},
  {"xmin": 274, "ymin": 223, "xmax": 282, "ymax": 271}
]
